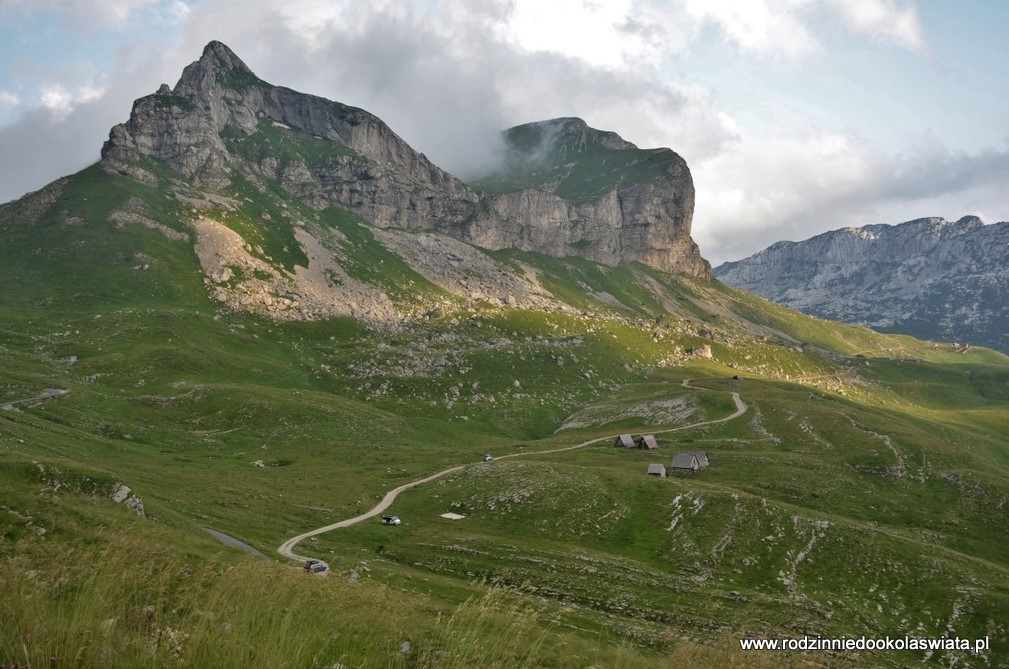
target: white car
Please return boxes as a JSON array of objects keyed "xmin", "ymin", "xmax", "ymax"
[
  {"xmin": 381, "ymin": 515, "xmax": 401, "ymax": 526},
  {"xmin": 304, "ymin": 559, "xmax": 328, "ymax": 574}
]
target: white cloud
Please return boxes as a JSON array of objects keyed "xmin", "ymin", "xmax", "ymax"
[
  {"xmin": 0, "ymin": 90, "xmax": 19, "ymax": 106},
  {"xmin": 684, "ymin": 0, "xmax": 820, "ymax": 58},
  {"xmin": 0, "ymin": 44, "xmax": 176, "ymax": 203},
  {"xmin": 681, "ymin": 0, "xmax": 926, "ymax": 58},
  {"xmin": 39, "ymin": 84, "xmax": 106, "ymax": 118},
  {"xmin": 167, "ymin": 0, "xmax": 190, "ymax": 22},
  {"xmin": 824, "ymin": 0, "xmax": 925, "ymax": 52},
  {"xmin": 169, "ymin": 0, "xmax": 737, "ymax": 178},
  {"xmin": 496, "ymin": 0, "xmax": 684, "ymax": 69},
  {"xmin": 266, "ymin": 0, "xmax": 360, "ymax": 47},
  {"xmin": 692, "ymin": 124, "xmax": 1009, "ymax": 264},
  {"xmin": 694, "ymin": 126, "xmax": 882, "ymax": 242},
  {"xmin": 38, "ymin": 87, "xmax": 73, "ymax": 115}
]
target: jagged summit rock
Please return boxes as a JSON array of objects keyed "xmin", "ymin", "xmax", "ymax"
[
  {"xmin": 715, "ymin": 216, "xmax": 1009, "ymax": 353},
  {"xmin": 102, "ymin": 40, "xmax": 471, "ymax": 224},
  {"xmin": 170, "ymin": 40, "xmax": 269, "ymax": 128},
  {"xmin": 101, "ymin": 40, "xmax": 708, "ymax": 277},
  {"xmin": 182, "ymin": 40, "xmax": 254, "ymax": 81}
]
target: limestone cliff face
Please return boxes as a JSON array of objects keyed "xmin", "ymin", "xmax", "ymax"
[
  {"xmin": 465, "ymin": 183, "xmax": 706, "ymax": 275},
  {"xmin": 467, "ymin": 118, "xmax": 709, "ymax": 277},
  {"xmin": 102, "ymin": 41, "xmax": 709, "ymax": 277},
  {"xmin": 715, "ymin": 216, "xmax": 1009, "ymax": 353}
]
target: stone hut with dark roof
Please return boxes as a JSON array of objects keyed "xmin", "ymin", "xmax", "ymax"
[{"xmin": 670, "ymin": 453, "xmax": 701, "ymax": 473}]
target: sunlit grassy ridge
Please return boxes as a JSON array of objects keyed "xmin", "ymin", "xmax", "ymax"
[{"xmin": 2, "ymin": 158, "xmax": 1009, "ymax": 667}]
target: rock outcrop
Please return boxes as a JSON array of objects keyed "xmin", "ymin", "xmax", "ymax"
[
  {"xmin": 467, "ymin": 118, "xmax": 709, "ymax": 276},
  {"xmin": 102, "ymin": 41, "xmax": 478, "ymax": 230},
  {"xmin": 715, "ymin": 216, "xmax": 1009, "ymax": 354},
  {"xmin": 101, "ymin": 41, "xmax": 709, "ymax": 278},
  {"xmin": 110, "ymin": 482, "xmax": 146, "ymax": 517}
]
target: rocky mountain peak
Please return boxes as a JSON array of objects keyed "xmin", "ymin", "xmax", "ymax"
[
  {"xmin": 715, "ymin": 215, "xmax": 1009, "ymax": 353},
  {"xmin": 200, "ymin": 40, "xmax": 252, "ymax": 74},
  {"xmin": 99, "ymin": 40, "xmax": 710, "ymax": 279},
  {"xmin": 894, "ymin": 215, "xmax": 977, "ymax": 234},
  {"xmin": 471, "ymin": 115, "xmax": 707, "ymax": 277},
  {"xmin": 187, "ymin": 40, "xmax": 254, "ymax": 80},
  {"xmin": 952, "ymin": 215, "xmax": 984, "ymax": 233},
  {"xmin": 504, "ymin": 117, "xmax": 637, "ymax": 163},
  {"xmin": 173, "ymin": 40, "xmax": 260, "ymax": 106}
]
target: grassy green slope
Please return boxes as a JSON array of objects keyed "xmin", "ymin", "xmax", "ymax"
[
  {"xmin": 0, "ymin": 163, "xmax": 205, "ymax": 314},
  {"xmin": 2, "ymin": 160, "xmax": 1009, "ymax": 667}
]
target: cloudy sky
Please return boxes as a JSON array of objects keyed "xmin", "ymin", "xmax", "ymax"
[{"xmin": 1, "ymin": 0, "xmax": 1006, "ymax": 264}]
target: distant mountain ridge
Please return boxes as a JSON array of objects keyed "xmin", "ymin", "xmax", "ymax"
[
  {"xmin": 714, "ymin": 216, "xmax": 1009, "ymax": 353},
  {"xmin": 101, "ymin": 40, "xmax": 708, "ymax": 277}
]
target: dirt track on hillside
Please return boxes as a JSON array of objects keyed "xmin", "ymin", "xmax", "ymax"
[{"xmin": 278, "ymin": 378, "xmax": 747, "ymax": 564}]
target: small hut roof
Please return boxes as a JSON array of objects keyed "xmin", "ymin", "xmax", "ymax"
[
  {"xmin": 637, "ymin": 434, "xmax": 659, "ymax": 449},
  {"xmin": 686, "ymin": 451, "xmax": 709, "ymax": 468},
  {"xmin": 615, "ymin": 434, "xmax": 635, "ymax": 448},
  {"xmin": 670, "ymin": 453, "xmax": 699, "ymax": 470},
  {"xmin": 647, "ymin": 463, "xmax": 666, "ymax": 476}
]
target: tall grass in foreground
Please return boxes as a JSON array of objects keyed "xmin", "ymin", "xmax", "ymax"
[{"xmin": 2, "ymin": 529, "xmax": 795, "ymax": 668}]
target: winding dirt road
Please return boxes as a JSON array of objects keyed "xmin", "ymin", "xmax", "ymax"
[
  {"xmin": 278, "ymin": 379, "xmax": 747, "ymax": 563},
  {"xmin": 278, "ymin": 466, "xmax": 465, "ymax": 562}
]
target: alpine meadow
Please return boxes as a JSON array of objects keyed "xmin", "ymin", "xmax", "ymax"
[{"xmin": 1, "ymin": 41, "xmax": 1007, "ymax": 669}]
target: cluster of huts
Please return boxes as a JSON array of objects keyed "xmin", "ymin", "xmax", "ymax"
[
  {"xmin": 614, "ymin": 434, "xmax": 658, "ymax": 450},
  {"xmin": 644, "ymin": 452, "xmax": 710, "ymax": 478},
  {"xmin": 614, "ymin": 433, "xmax": 709, "ymax": 478}
]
